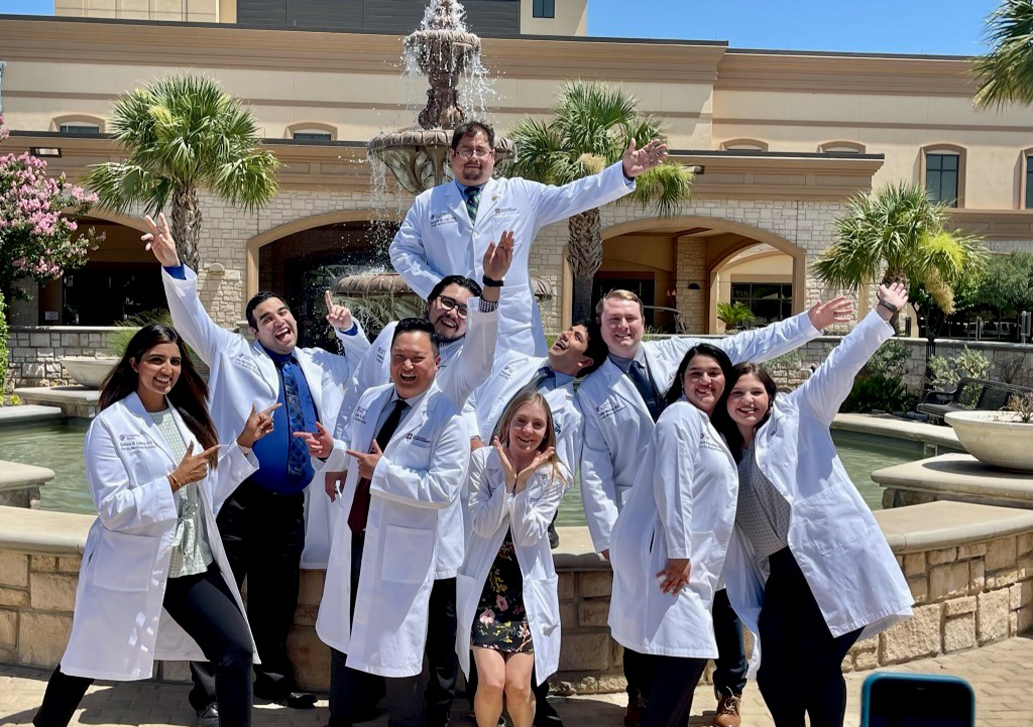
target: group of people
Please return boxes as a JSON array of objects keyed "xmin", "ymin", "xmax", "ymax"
[{"xmin": 32, "ymin": 120, "xmax": 914, "ymax": 727}]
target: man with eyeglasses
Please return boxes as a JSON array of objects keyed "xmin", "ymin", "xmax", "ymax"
[
  {"xmin": 390, "ymin": 120, "xmax": 668, "ymax": 357},
  {"xmin": 307, "ymin": 232, "xmax": 513, "ymax": 727}
]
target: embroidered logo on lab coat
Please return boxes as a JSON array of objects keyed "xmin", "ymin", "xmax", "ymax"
[
  {"xmin": 118, "ymin": 433, "xmax": 157, "ymax": 452},
  {"xmin": 430, "ymin": 212, "xmax": 458, "ymax": 228},
  {"xmin": 595, "ymin": 400, "xmax": 626, "ymax": 420},
  {"xmin": 232, "ymin": 353, "xmax": 261, "ymax": 376}
]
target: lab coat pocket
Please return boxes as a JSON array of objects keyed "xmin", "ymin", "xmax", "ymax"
[
  {"xmin": 91, "ymin": 529, "xmax": 159, "ymax": 592},
  {"xmin": 381, "ymin": 524, "xmax": 436, "ymax": 583},
  {"xmin": 526, "ymin": 574, "xmax": 560, "ymax": 635},
  {"xmin": 794, "ymin": 483, "xmax": 873, "ymax": 556}
]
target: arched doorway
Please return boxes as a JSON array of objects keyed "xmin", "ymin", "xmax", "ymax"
[
  {"xmin": 597, "ymin": 217, "xmax": 806, "ymax": 334},
  {"xmin": 247, "ymin": 212, "xmax": 399, "ymax": 349}
]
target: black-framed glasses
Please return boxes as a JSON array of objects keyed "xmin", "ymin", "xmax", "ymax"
[
  {"xmin": 436, "ymin": 295, "xmax": 469, "ymax": 318},
  {"xmin": 453, "ymin": 148, "xmax": 493, "ymax": 160}
]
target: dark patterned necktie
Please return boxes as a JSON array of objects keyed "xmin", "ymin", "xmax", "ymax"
[
  {"xmin": 277, "ymin": 359, "xmax": 311, "ymax": 477},
  {"xmin": 629, "ymin": 360, "xmax": 664, "ymax": 422},
  {"xmin": 464, "ymin": 186, "xmax": 481, "ymax": 222},
  {"xmin": 348, "ymin": 399, "xmax": 410, "ymax": 533}
]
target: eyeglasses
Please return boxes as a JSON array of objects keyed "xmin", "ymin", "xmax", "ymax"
[
  {"xmin": 436, "ymin": 295, "xmax": 468, "ymax": 318},
  {"xmin": 453, "ymin": 148, "xmax": 493, "ymax": 160}
]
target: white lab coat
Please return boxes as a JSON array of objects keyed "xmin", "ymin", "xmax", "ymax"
[
  {"xmin": 577, "ymin": 313, "xmax": 820, "ymax": 552},
  {"xmin": 390, "ymin": 162, "xmax": 633, "ymax": 356},
  {"xmin": 163, "ymin": 266, "xmax": 365, "ymax": 567},
  {"xmin": 315, "ymin": 382, "xmax": 470, "ymax": 677},
  {"xmin": 60, "ymin": 393, "xmax": 259, "ymax": 681},
  {"xmin": 329, "ymin": 302, "xmax": 497, "ymax": 578},
  {"xmin": 456, "ymin": 448, "xmax": 570, "ymax": 685},
  {"xmin": 723, "ymin": 311, "xmax": 914, "ymax": 655},
  {"xmin": 463, "ymin": 349, "xmax": 584, "ymax": 478},
  {"xmin": 608, "ymin": 401, "xmax": 738, "ymax": 658}
]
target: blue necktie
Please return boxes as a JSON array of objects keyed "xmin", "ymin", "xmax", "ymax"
[
  {"xmin": 277, "ymin": 359, "xmax": 310, "ymax": 477},
  {"xmin": 464, "ymin": 186, "xmax": 481, "ymax": 222},
  {"xmin": 629, "ymin": 360, "xmax": 664, "ymax": 422}
]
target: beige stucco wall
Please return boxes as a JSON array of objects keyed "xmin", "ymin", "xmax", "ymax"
[
  {"xmin": 55, "ymin": 0, "xmax": 220, "ymax": 22},
  {"xmin": 519, "ymin": 0, "xmax": 587, "ymax": 36}
]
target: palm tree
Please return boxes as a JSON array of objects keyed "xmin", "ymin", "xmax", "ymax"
[
  {"xmin": 813, "ymin": 182, "xmax": 987, "ymax": 329},
  {"xmin": 508, "ymin": 82, "xmax": 693, "ymax": 321},
  {"xmin": 86, "ymin": 76, "xmax": 279, "ymax": 270},
  {"xmin": 716, "ymin": 301, "xmax": 756, "ymax": 332},
  {"xmin": 974, "ymin": 0, "xmax": 1033, "ymax": 108}
]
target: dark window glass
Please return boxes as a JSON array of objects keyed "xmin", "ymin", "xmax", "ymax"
[
  {"xmin": 59, "ymin": 124, "xmax": 99, "ymax": 135},
  {"xmin": 729, "ymin": 282, "xmax": 793, "ymax": 327},
  {"xmin": 1026, "ymin": 156, "xmax": 1033, "ymax": 209},
  {"xmin": 926, "ymin": 153, "xmax": 960, "ymax": 207},
  {"xmin": 292, "ymin": 132, "xmax": 332, "ymax": 141},
  {"xmin": 533, "ymin": 0, "xmax": 555, "ymax": 18}
]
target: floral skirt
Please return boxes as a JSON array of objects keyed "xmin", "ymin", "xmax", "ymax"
[{"xmin": 471, "ymin": 529, "xmax": 534, "ymax": 654}]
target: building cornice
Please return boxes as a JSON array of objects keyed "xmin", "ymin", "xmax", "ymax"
[{"xmin": 948, "ymin": 209, "xmax": 1033, "ymax": 240}]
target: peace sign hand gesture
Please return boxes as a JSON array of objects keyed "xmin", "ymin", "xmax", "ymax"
[
  {"xmin": 515, "ymin": 446, "xmax": 555, "ymax": 493},
  {"xmin": 324, "ymin": 290, "xmax": 354, "ymax": 331},
  {"xmin": 141, "ymin": 213, "xmax": 180, "ymax": 267},
  {"xmin": 622, "ymin": 138, "xmax": 669, "ymax": 179}
]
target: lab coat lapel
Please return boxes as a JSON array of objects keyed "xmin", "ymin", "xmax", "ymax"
[
  {"xmin": 125, "ymin": 392, "xmax": 178, "ymax": 467},
  {"xmin": 473, "ymin": 177, "xmax": 499, "ymax": 233},
  {"xmin": 250, "ymin": 341, "xmax": 280, "ymax": 400},
  {"xmin": 295, "ymin": 348, "xmax": 326, "ymax": 420},
  {"xmin": 600, "ymin": 358, "xmax": 653, "ymax": 421},
  {"xmin": 444, "ymin": 181, "xmax": 474, "ymax": 235}
]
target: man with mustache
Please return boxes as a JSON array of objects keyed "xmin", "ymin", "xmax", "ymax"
[{"xmin": 390, "ymin": 120, "xmax": 668, "ymax": 358}]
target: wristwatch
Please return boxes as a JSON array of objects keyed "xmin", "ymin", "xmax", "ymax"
[
  {"xmin": 482, "ymin": 275, "xmax": 504, "ymax": 288},
  {"xmin": 878, "ymin": 299, "xmax": 899, "ymax": 314}
]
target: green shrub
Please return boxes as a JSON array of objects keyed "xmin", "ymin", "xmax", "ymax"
[
  {"xmin": 927, "ymin": 346, "xmax": 992, "ymax": 405},
  {"xmin": 841, "ymin": 375, "xmax": 919, "ymax": 414},
  {"xmin": 862, "ymin": 340, "xmax": 911, "ymax": 380},
  {"xmin": 717, "ymin": 302, "xmax": 756, "ymax": 331}
]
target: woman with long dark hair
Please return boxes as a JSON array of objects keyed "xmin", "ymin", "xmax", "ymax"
[
  {"xmin": 456, "ymin": 392, "xmax": 570, "ymax": 727},
  {"xmin": 608, "ymin": 342, "xmax": 745, "ymax": 727},
  {"xmin": 33, "ymin": 325, "xmax": 278, "ymax": 727},
  {"xmin": 714, "ymin": 283, "xmax": 914, "ymax": 727}
]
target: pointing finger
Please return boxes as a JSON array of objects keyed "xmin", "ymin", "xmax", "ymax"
[{"xmin": 371, "ymin": 441, "xmax": 383, "ymax": 455}]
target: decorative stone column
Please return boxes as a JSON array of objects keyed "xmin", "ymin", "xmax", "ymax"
[{"xmin": 675, "ymin": 234, "xmax": 707, "ymax": 333}]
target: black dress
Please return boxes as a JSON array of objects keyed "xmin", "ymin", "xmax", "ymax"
[{"xmin": 471, "ymin": 529, "xmax": 534, "ymax": 654}]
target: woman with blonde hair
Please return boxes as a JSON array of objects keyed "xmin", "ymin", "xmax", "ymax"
[{"xmin": 456, "ymin": 392, "xmax": 570, "ymax": 727}]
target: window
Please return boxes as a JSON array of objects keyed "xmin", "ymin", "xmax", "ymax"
[
  {"xmin": 819, "ymin": 141, "xmax": 866, "ymax": 154},
  {"xmin": 292, "ymin": 131, "xmax": 332, "ymax": 141},
  {"xmin": 926, "ymin": 153, "xmax": 959, "ymax": 207},
  {"xmin": 533, "ymin": 0, "xmax": 555, "ymax": 18},
  {"xmin": 59, "ymin": 123, "xmax": 100, "ymax": 135},
  {"xmin": 721, "ymin": 138, "xmax": 769, "ymax": 152},
  {"xmin": 730, "ymin": 283, "xmax": 793, "ymax": 326},
  {"xmin": 1026, "ymin": 155, "xmax": 1033, "ymax": 210}
]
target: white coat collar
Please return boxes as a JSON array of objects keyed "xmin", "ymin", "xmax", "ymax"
[
  {"xmin": 594, "ymin": 357, "xmax": 653, "ymax": 420},
  {"xmin": 124, "ymin": 392, "xmax": 197, "ymax": 466},
  {"xmin": 443, "ymin": 180, "xmax": 474, "ymax": 233}
]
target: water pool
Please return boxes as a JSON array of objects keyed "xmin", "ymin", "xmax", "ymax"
[{"xmin": 0, "ymin": 422, "xmax": 924, "ymax": 524}]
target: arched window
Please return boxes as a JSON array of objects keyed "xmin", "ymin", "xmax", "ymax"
[
  {"xmin": 720, "ymin": 138, "xmax": 769, "ymax": 152},
  {"xmin": 920, "ymin": 144, "xmax": 966, "ymax": 208},
  {"xmin": 819, "ymin": 141, "xmax": 866, "ymax": 154},
  {"xmin": 286, "ymin": 122, "xmax": 337, "ymax": 141},
  {"xmin": 51, "ymin": 115, "xmax": 105, "ymax": 135}
]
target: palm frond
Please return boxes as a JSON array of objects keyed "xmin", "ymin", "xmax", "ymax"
[
  {"xmin": 628, "ymin": 163, "xmax": 693, "ymax": 217},
  {"xmin": 83, "ymin": 162, "xmax": 172, "ymax": 216},
  {"xmin": 553, "ymin": 82, "xmax": 641, "ymax": 159},
  {"xmin": 210, "ymin": 152, "xmax": 280, "ymax": 211},
  {"xmin": 509, "ymin": 118, "xmax": 582, "ymax": 185},
  {"xmin": 974, "ymin": 0, "xmax": 1033, "ymax": 108}
]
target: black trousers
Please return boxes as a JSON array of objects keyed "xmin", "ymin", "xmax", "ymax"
[
  {"xmin": 712, "ymin": 589, "xmax": 748, "ymax": 699},
  {"xmin": 190, "ymin": 480, "xmax": 306, "ymax": 708},
  {"xmin": 640, "ymin": 655, "xmax": 707, "ymax": 727},
  {"xmin": 34, "ymin": 564, "xmax": 253, "ymax": 727},
  {"xmin": 328, "ymin": 530, "xmax": 423, "ymax": 727},
  {"xmin": 756, "ymin": 548, "xmax": 862, "ymax": 727},
  {"xmin": 425, "ymin": 576, "xmax": 459, "ymax": 727},
  {"xmin": 623, "ymin": 647, "xmax": 651, "ymax": 700}
]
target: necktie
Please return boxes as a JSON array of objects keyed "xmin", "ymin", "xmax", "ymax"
[
  {"xmin": 277, "ymin": 358, "xmax": 311, "ymax": 477},
  {"xmin": 493, "ymin": 367, "xmax": 556, "ymax": 440},
  {"xmin": 464, "ymin": 186, "xmax": 481, "ymax": 222},
  {"xmin": 348, "ymin": 399, "xmax": 410, "ymax": 533},
  {"xmin": 628, "ymin": 360, "xmax": 664, "ymax": 423}
]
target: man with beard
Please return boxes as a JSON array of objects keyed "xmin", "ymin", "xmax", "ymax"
[{"xmin": 390, "ymin": 120, "xmax": 668, "ymax": 357}]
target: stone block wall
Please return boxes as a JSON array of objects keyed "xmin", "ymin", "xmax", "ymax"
[
  {"xmin": 6, "ymin": 327, "xmax": 121, "ymax": 389},
  {"xmin": 0, "ymin": 551, "xmax": 81, "ymax": 668}
]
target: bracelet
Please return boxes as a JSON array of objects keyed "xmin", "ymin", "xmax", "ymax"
[
  {"xmin": 877, "ymin": 299, "xmax": 899, "ymax": 314},
  {"xmin": 481, "ymin": 275, "xmax": 504, "ymax": 288},
  {"xmin": 168, "ymin": 472, "xmax": 181, "ymax": 492}
]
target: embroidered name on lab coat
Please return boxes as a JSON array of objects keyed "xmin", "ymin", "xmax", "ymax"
[
  {"xmin": 430, "ymin": 212, "xmax": 458, "ymax": 228},
  {"xmin": 407, "ymin": 433, "xmax": 433, "ymax": 446},
  {"xmin": 354, "ymin": 406, "xmax": 368, "ymax": 424},
  {"xmin": 232, "ymin": 353, "xmax": 262, "ymax": 376},
  {"xmin": 118, "ymin": 433, "xmax": 157, "ymax": 452},
  {"xmin": 595, "ymin": 400, "xmax": 626, "ymax": 420},
  {"xmin": 699, "ymin": 433, "xmax": 727, "ymax": 453}
]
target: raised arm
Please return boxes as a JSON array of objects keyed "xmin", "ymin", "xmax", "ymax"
[
  {"xmin": 711, "ymin": 297, "xmax": 855, "ymax": 365},
  {"xmin": 794, "ymin": 284, "xmax": 905, "ymax": 426},
  {"xmin": 389, "ymin": 198, "xmax": 441, "ymax": 300},
  {"xmin": 336, "ymin": 324, "xmax": 394, "ymax": 438}
]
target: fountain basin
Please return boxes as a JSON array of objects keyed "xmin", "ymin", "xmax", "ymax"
[
  {"xmin": 58, "ymin": 357, "xmax": 118, "ymax": 389},
  {"xmin": 946, "ymin": 410, "xmax": 1033, "ymax": 472}
]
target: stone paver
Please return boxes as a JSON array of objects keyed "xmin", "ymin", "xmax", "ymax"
[{"xmin": 2, "ymin": 635, "xmax": 1032, "ymax": 726}]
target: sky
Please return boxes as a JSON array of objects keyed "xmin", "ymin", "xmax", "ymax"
[{"xmin": 0, "ymin": 0, "xmax": 1004, "ymax": 56}]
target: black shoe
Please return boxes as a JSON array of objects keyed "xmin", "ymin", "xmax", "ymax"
[
  {"xmin": 195, "ymin": 704, "xmax": 219, "ymax": 727},
  {"xmin": 255, "ymin": 687, "xmax": 317, "ymax": 709},
  {"xmin": 548, "ymin": 520, "xmax": 559, "ymax": 549},
  {"xmin": 534, "ymin": 696, "xmax": 564, "ymax": 727}
]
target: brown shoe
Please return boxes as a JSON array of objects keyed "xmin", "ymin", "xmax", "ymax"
[
  {"xmin": 624, "ymin": 693, "xmax": 647, "ymax": 727},
  {"xmin": 713, "ymin": 695, "xmax": 741, "ymax": 727}
]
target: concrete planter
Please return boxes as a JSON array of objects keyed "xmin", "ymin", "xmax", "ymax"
[
  {"xmin": 946, "ymin": 411, "xmax": 1033, "ymax": 473},
  {"xmin": 58, "ymin": 357, "xmax": 119, "ymax": 389}
]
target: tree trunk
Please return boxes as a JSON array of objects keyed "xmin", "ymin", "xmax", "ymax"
[
  {"xmin": 171, "ymin": 186, "xmax": 203, "ymax": 271},
  {"xmin": 566, "ymin": 208, "xmax": 602, "ymax": 323}
]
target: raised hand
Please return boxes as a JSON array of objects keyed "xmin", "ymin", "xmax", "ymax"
[
  {"xmin": 346, "ymin": 441, "xmax": 384, "ymax": 480},
  {"xmin": 237, "ymin": 402, "xmax": 282, "ymax": 448},
  {"xmin": 656, "ymin": 557, "xmax": 691, "ymax": 596},
  {"xmin": 493, "ymin": 436, "xmax": 517, "ymax": 491},
  {"xmin": 808, "ymin": 296, "xmax": 855, "ymax": 330},
  {"xmin": 482, "ymin": 230, "xmax": 515, "ymax": 282},
  {"xmin": 294, "ymin": 421, "xmax": 335, "ymax": 459},
  {"xmin": 169, "ymin": 441, "xmax": 221, "ymax": 492},
  {"xmin": 515, "ymin": 446, "xmax": 555, "ymax": 492},
  {"xmin": 876, "ymin": 282, "xmax": 909, "ymax": 321},
  {"xmin": 622, "ymin": 138, "xmax": 669, "ymax": 179},
  {"xmin": 141, "ymin": 213, "xmax": 180, "ymax": 267},
  {"xmin": 324, "ymin": 290, "xmax": 354, "ymax": 331}
]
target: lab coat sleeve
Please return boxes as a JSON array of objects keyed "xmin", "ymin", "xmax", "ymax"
[
  {"xmin": 794, "ymin": 310, "xmax": 895, "ymax": 426},
  {"xmin": 556, "ymin": 399, "xmax": 584, "ymax": 480},
  {"xmin": 336, "ymin": 327, "xmax": 391, "ymax": 439},
  {"xmin": 510, "ymin": 464, "xmax": 569, "ymax": 548},
  {"xmin": 446, "ymin": 298, "xmax": 498, "ymax": 409},
  {"xmin": 389, "ymin": 198, "xmax": 441, "ymax": 300},
  {"xmin": 161, "ymin": 266, "xmax": 241, "ymax": 366},
  {"xmin": 529, "ymin": 161, "xmax": 634, "ymax": 228},
  {"xmin": 84, "ymin": 420, "xmax": 179, "ymax": 533},
  {"xmin": 578, "ymin": 397, "xmax": 620, "ymax": 553},
  {"xmin": 333, "ymin": 318, "xmax": 372, "ymax": 362},
  {"xmin": 710, "ymin": 311, "xmax": 820, "ymax": 365},
  {"xmin": 462, "ymin": 386, "xmax": 483, "ymax": 441},
  {"xmin": 370, "ymin": 412, "xmax": 471, "ymax": 509},
  {"xmin": 653, "ymin": 412, "xmax": 701, "ymax": 560},
  {"xmin": 206, "ymin": 443, "xmax": 260, "ymax": 516},
  {"xmin": 467, "ymin": 449, "xmax": 509, "ymax": 537}
]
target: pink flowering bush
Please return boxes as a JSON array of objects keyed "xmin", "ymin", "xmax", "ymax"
[{"xmin": 0, "ymin": 115, "xmax": 103, "ymax": 309}]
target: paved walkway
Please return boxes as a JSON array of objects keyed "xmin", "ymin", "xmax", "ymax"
[{"xmin": 3, "ymin": 635, "xmax": 1032, "ymax": 726}]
